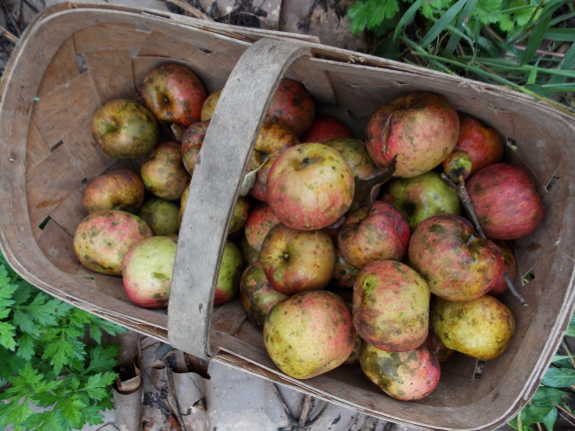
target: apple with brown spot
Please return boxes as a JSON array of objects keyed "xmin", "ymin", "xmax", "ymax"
[
  {"xmin": 82, "ymin": 169, "xmax": 145, "ymax": 214},
  {"xmin": 181, "ymin": 120, "xmax": 209, "ymax": 176},
  {"xmin": 265, "ymin": 79, "xmax": 315, "ymax": 138},
  {"xmin": 141, "ymin": 142, "xmax": 191, "ymax": 201},
  {"xmin": 244, "ymin": 203, "xmax": 281, "ymax": 252}
]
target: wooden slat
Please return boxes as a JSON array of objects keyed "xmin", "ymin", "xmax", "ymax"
[
  {"xmin": 73, "ymin": 23, "xmax": 150, "ymax": 53},
  {"xmin": 84, "ymin": 50, "xmax": 139, "ymax": 103},
  {"xmin": 31, "ymin": 72, "xmax": 101, "ymax": 149},
  {"xmin": 49, "ymin": 188, "xmax": 87, "ymax": 238},
  {"xmin": 36, "ymin": 218, "xmax": 80, "ymax": 274},
  {"xmin": 36, "ymin": 35, "xmax": 80, "ymax": 98},
  {"xmin": 25, "ymin": 119, "xmax": 51, "ymax": 170}
]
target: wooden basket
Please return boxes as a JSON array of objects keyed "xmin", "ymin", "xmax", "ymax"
[{"xmin": 1, "ymin": 3, "xmax": 575, "ymax": 430}]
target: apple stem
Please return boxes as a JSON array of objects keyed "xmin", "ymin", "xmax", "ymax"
[{"xmin": 441, "ymin": 173, "xmax": 528, "ymax": 306}]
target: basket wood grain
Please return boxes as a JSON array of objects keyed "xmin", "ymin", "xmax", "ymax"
[{"xmin": 1, "ymin": 3, "xmax": 575, "ymax": 430}]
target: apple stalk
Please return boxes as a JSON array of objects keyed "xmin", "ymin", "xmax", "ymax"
[{"xmin": 441, "ymin": 173, "xmax": 527, "ymax": 306}]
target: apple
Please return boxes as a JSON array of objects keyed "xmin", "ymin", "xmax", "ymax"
[
  {"xmin": 91, "ymin": 99, "xmax": 159, "ymax": 159},
  {"xmin": 365, "ymin": 92, "xmax": 459, "ymax": 178},
  {"xmin": 141, "ymin": 142, "xmax": 191, "ymax": 201},
  {"xmin": 300, "ymin": 117, "xmax": 352, "ymax": 143},
  {"xmin": 383, "ymin": 171, "xmax": 462, "ymax": 231},
  {"xmin": 214, "ymin": 240, "xmax": 244, "ymax": 306},
  {"xmin": 408, "ymin": 213, "xmax": 505, "ymax": 302},
  {"xmin": 431, "ymin": 295, "xmax": 515, "ymax": 361},
  {"xmin": 266, "ymin": 143, "xmax": 355, "ymax": 231},
  {"xmin": 201, "ymin": 88, "xmax": 222, "ymax": 121},
  {"xmin": 264, "ymin": 290, "xmax": 356, "ymax": 379},
  {"xmin": 239, "ymin": 261, "xmax": 288, "ymax": 327},
  {"xmin": 442, "ymin": 150, "xmax": 473, "ymax": 182},
  {"xmin": 467, "ymin": 163, "xmax": 545, "ymax": 240},
  {"xmin": 82, "ymin": 169, "xmax": 145, "ymax": 214},
  {"xmin": 324, "ymin": 138, "xmax": 378, "ymax": 180},
  {"xmin": 445, "ymin": 113, "xmax": 504, "ymax": 177},
  {"xmin": 73, "ymin": 210, "xmax": 154, "ymax": 276},
  {"xmin": 248, "ymin": 122, "xmax": 299, "ymax": 202},
  {"xmin": 137, "ymin": 198, "xmax": 180, "ymax": 236},
  {"xmin": 489, "ymin": 240, "xmax": 518, "ymax": 296},
  {"xmin": 140, "ymin": 63, "xmax": 207, "ymax": 127},
  {"xmin": 229, "ymin": 196, "xmax": 250, "ymax": 234},
  {"xmin": 265, "ymin": 78, "xmax": 315, "ymax": 138},
  {"xmin": 121, "ymin": 236, "xmax": 178, "ymax": 309},
  {"xmin": 181, "ymin": 120, "xmax": 210, "ymax": 176},
  {"xmin": 338, "ymin": 201, "xmax": 410, "ymax": 268},
  {"xmin": 259, "ymin": 223, "xmax": 336, "ymax": 295},
  {"xmin": 244, "ymin": 203, "xmax": 280, "ymax": 252},
  {"xmin": 332, "ymin": 249, "xmax": 360, "ymax": 288},
  {"xmin": 353, "ymin": 260, "xmax": 430, "ymax": 352},
  {"xmin": 238, "ymin": 234, "xmax": 259, "ymax": 266},
  {"xmin": 424, "ymin": 325, "xmax": 453, "ymax": 363},
  {"xmin": 360, "ymin": 342, "xmax": 440, "ymax": 401}
]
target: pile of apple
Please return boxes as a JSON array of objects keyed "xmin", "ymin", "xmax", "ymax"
[{"xmin": 73, "ymin": 62, "xmax": 545, "ymax": 403}]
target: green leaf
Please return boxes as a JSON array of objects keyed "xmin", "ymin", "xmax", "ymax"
[
  {"xmin": 542, "ymin": 405, "xmax": 558, "ymax": 431},
  {"xmin": 542, "ymin": 366, "xmax": 575, "ymax": 388},
  {"xmin": 348, "ymin": 0, "xmax": 401, "ymax": 34},
  {"xmin": 520, "ymin": 403, "xmax": 555, "ymax": 427},
  {"xmin": 551, "ymin": 354, "xmax": 574, "ymax": 365},
  {"xmin": 16, "ymin": 332, "xmax": 36, "ymax": 360},
  {"xmin": 521, "ymin": 12, "xmax": 552, "ymax": 66},
  {"xmin": 0, "ymin": 320, "xmax": 17, "ymax": 351},
  {"xmin": 60, "ymin": 398, "xmax": 87, "ymax": 430},
  {"xmin": 420, "ymin": 0, "xmax": 468, "ymax": 48},
  {"xmin": 531, "ymin": 386, "xmax": 569, "ymax": 406},
  {"xmin": 393, "ymin": 0, "xmax": 424, "ymax": 40}
]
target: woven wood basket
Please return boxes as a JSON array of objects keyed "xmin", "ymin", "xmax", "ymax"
[{"xmin": 1, "ymin": 3, "xmax": 575, "ymax": 430}]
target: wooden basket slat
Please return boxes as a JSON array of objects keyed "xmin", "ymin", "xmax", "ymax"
[
  {"xmin": 25, "ymin": 119, "xmax": 52, "ymax": 171},
  {"xmin": 31, "ymin": 72, "xmax": 100, "ymax": 148},
  {"xmin": 1, "ymin": 4, "xmax": 574, "ymax": 430},
  {"xmin": 84, "ymin": 50, "xmax": 139, "ymax": 104},
  {"xmin": 36, "ymin": 35, "xmax": 80, "ymax": 98},
  {"xmin": 73, "ymin": 23, "xmax": 151, "ymax": 53}
]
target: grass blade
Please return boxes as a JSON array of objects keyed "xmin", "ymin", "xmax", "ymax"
[
  {"xmin": 544, "ymin": 28, "xmax": 575, "ymax": 42},
  {"xmin": 393, "ymin": 0, "xmax": 424, "ymax": 41},
  {"xmin": 420, "ymin": 0, "xmax": 468, "ymax": 48},
  {"xmin": 445, "ymin": 0, "xmax": 479, "ymax": 54},
  {"xmin": 521, "ymin": 13, "xmax": 552, "ymax": 65}
]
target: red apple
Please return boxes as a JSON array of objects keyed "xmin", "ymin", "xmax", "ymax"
[
  {"xmin": 446, "ymin": 113, "xmax": 504, "ymax": 177},
  {"xmin": 383, "ymin": 171, "xmax": 462, "ymax": 231},
  {"xmin": 91, "ymin": 99, "xmax": 159, "ymax": 159},
  {"xmin": 181, "ymin": 120, "xmax": 209, "ymax": 176},
  {"xmin": 244, "ymin": 203, "xmax": 281, "ymax": 252},
  {"xmin": 408, "ymin": 213, "xmax": 504, "ymax": 302},
  {"xmin": 259, "ymin": 224, "xmax": 335, "ymax": 295},
  {"xmin": 300, "ymin": 117, "xmax": 352, "ymax": 143},
  {"xmin": 265, "ymin": 78, "xmax": 315, "ymax": 138},
  {"xmin": 365, "ymin": 92, "xmax": 459, "ymax": 178},
  {"xmin": 338, "ymin": 201, "xmax": 410, "ymax": 268},
  {"xmin": 248, "ymin": 122, "xmax": 299, "ymax": 202},
  {"xmin": 266, "ymin": 143, "xmax": 355, "ymax": 231},
  {"xmin": 489, "ymin": 240, "xmax": 518, "ymax": 296},
  {"xmin": 140, "ymin": 63, "xmax": 207, "ymax": 127},
  {"xmin": 239, "ymin": 261, "xmax": 288, "ymax": 327},
  {"xmin": 467, "ymin": 163, "xmax": 545, "ymax": 240},
  {"xmin": 141, "ymin": 142, "xmax": 191, "ymax": 201},
  {"xmin": 353, "ymin": 260, "xmax": 430, "ymax": 352}
]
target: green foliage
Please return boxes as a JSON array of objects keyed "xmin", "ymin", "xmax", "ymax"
[
  {"xmin": 347, "ymin": 0, "xmax": 575, "ymax": 112},
  {"xmin": 0, "ymin": 251, "xmax": 127, "ymax": 430}
]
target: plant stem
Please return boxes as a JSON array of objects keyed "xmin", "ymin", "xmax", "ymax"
[
  {"xmin": 557, "ymin": 404, "xmax": 575, "ymax": 427},
  {"xmin": 561, "ymin": 341, "xmax": 575, "ymax": 369}
]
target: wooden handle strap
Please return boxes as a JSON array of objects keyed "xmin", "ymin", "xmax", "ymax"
[{"xmin": 168, "ymin": 38, "xmax": 311, "ymax": 359}]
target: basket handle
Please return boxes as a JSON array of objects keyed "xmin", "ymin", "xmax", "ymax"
[{"xmin": 168, "ymin": 38, "xmax": 311, "ymax": 359}]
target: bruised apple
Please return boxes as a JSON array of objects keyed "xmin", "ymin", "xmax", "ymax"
[
  {"xmin": 138, "ymin": 198, "xmax": 180, "ymax": 236},
  {"xmin": 181, "ymin": 121, "xmax": 209, "ymax": 176},
  {"xmin": 365, "ymin": 92, "xmax": 459, "ymax": 178},
  {"xmin": 141, "ymin": 142, "xmax": 191, "ymax": 201},
  {"xmin": 489, "ymin": 240, "xmax": 517, "ymax": 296},
  {"xmin": 408, "ymin": 214, "xmax": 504, "ymax": 302},
  {"xmin": 244, "ymin": 203, "xmax": 281, "ymax": 252},
  {"xmin": 267, "ymin": 143, "xmax": 355, "ymax": 231},
  {"xmin": 82, "ymin": 169, "xmax": 145, "ymax": 214},
  {"xmin": 360, "ymin": 343, "xmax": 440, "ymax": 401},
  {"xmin": 260, "ymin": 224, "xmax": 335, "ymax": 295},
  {"xmin": 353, "ymin": 260, "xmax": 430, "ymax": 352},
  {"xmin": 264, "ymin": 290, "xmax": 356, "ymax": 379},
  {"xmin": 73, "ymin": 210, "xmax": 154, "ymax": 276},
  {"xmin": 122, "ymin": 236, "xmax": 177, "ymax": 308},
  {"xmin": 91, "ymin": 99, "xmax": 159, "ymax": 159},
  {"xmin": 140, "ymin": 63, "xmax": 207, "ymax": 127},
  {"xmin": 266, "ymin": 78, "xmax": 315, "ymax": 138}
]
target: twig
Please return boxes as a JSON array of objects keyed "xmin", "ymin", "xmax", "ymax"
[
  {"xmin": 163, "ymin": 354, "xmax": 190, "ymax": 431},
  {"xmin": 441, "ymin": 173, "xmax": 528, "ymax": 305},
  {"xmin": 271, "ymin": 383, "xmax": 298, "ymax": 430},
  {"xmin": 557, "ymin": 404, "xmax": 575, "ymax": 427},
  {"xmin": 165, "ymin": 0, "xmax": 214, "ymax": 21},
  {"xmin": 0, "ymin": 0, "xmax": 21, "ymax": 37},
  {"xmin": 513, "ymin": 44, "xmax": 566, "ymax": 59},
  {"xmin": 0, "ymin": 25, "xmax": 18, "ymax": 43},
  {"xmin": 298, "ymin": 395, "xmax": 312, "ymax": 428},
  {"xmin": 561, "ymin": 341, "xmax": 575, "ymax": 369}
]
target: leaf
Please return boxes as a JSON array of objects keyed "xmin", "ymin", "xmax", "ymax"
[
  {"xmin": 420, "ymin": 0, "xmax": 468, "ymax": 48},
  {"xmin": 521, "ymin": 12, "xmax": 552, "ymax": 66},
  {"xmin": 349, "ymin": 157, "xmax": 396, "ymax": 212},
  {"xmin": 239, "ymin": 153, "xmax": 269, "ymax": 197},
  {"xmin": 16, "ymin": 332, "xmax": 36, "ymax": 361},
  {"xmin": 542, "ymin": 405, "xmax": 558, "ymax": 431},
  {"xmin": 531, "ymin": 386, "xmax": 569, "ymax": 406},
  {"xmin": 542, "ymin": 366, "xmax": 575, "ymax": 388},
  {"xmin": 84, "ymin": 344, "xmax": 120, "ymax": 374},
  {"xmin": 348, "ymin": 0, "xmax": 401, "ymax": 34},
  {"xmin": 393, "ymin": 0, "xmax": 424, "ymax": 40},
  {"xmin": 0, "ymin": 321, "xmax": 17, "ymax": 351},
  {"xmin": 60, "ymin": 398, "xmax": 87, "ymax": 430},
  {"xmin": 520, "ymin": 403, "xmax": 555, "ymax": 427}
]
